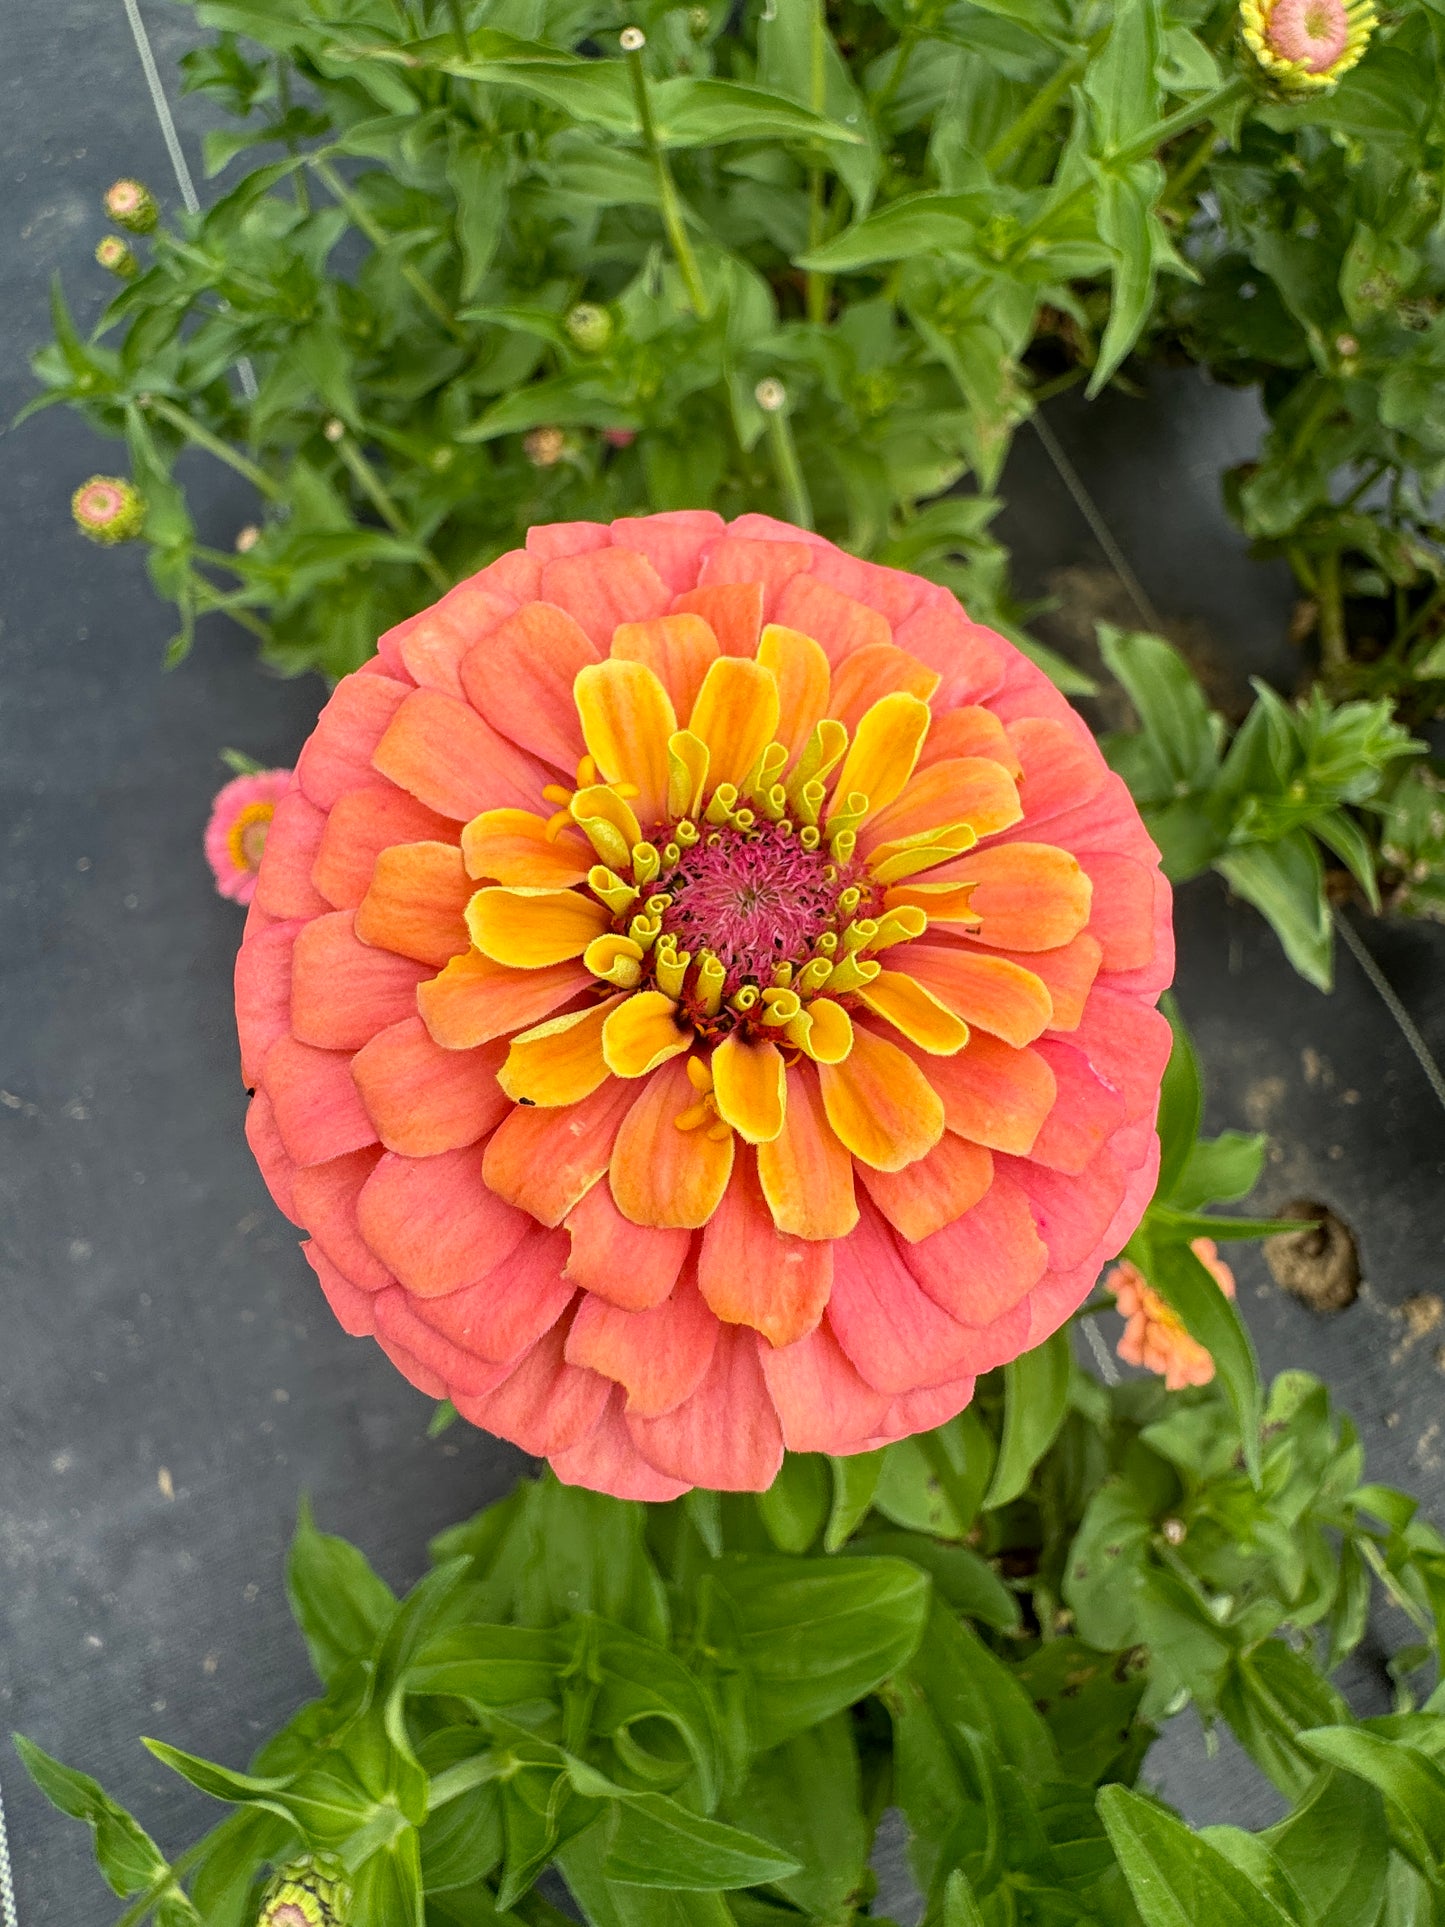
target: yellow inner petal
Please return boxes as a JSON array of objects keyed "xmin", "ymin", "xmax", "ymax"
[
  {"xmin": 829, "ymin": 691, "xmax": 931, "ymax": 824},
  {"xmin": 711, "ymin": 1033, "xmax": 786, "ymax": 1143},
  {"xmin": 466, "ymin": 886, "xmax": 611, "ymax": 967},
  {"xmin": 688, "ymin": 657, "xmax": 782, "ymax": 795},
  {"xmin": 574, "ymin": 660, "xmax": 677, "ymax": 826},
  {"xmin": 602, "ymin": 990, "xmax": 694, "ymax": 1077},
  {"xmin": 500, "ymin": 997, "xmax": 622, "ymax": 1106}
]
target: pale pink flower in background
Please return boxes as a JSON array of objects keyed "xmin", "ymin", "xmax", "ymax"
[
  {"xmin": 206, "ymin": 770, "xmax": 293, "ymax": 904},
  {"xmin": 1108, "ymin": 1237, "xmax": 1236, "ymax": 1390}
]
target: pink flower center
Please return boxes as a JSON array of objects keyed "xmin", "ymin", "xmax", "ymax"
[
  {"xmin": 1266, "ymin": 0, "xmax": 1349, "ymax": 70},
  {"xmin": 77, "ymin": 483, "xmax": 124, "ymax": 525},
  {"xmin": 661, "ymin": 823, "xmax": 857, "ymax": 992}
]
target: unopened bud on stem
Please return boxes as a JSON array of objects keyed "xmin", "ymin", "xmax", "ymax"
[
  {"xmin": 95, "ymin": 235, "xmax": 138, "ymax": 280},
  {"xmin": 72, "ymin": 476, "xmax": 144, "ymax": 544},
  {"xmin": 104, "ymin": 178, "xmax": 158, "ymax": 233}
]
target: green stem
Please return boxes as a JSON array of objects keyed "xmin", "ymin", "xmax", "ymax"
[
  {"xmin": 1316, "ymin": 549, "xmax": 1348, "ymax": 669},
  {"xmin": 985, "ymin": 48, "xmax": 1088, "ymax": 172},
  {"xmin": 144, "ymin": 395, "xmax": 282, "ymax": 499},
  {"xmin": 446, "ymin": 0, "xmax": 469, "ymax": 58},
  {"xmin": 1115, "ymin": 75, "xmax": 1249, "ymax": 167},
  {"xmin": 277, "ymin": 57, "xmax": 310, "ymax": 212},
  {"xmin": 1158, "ymin": 122, "xmax": 1218, "ymax": 212},
  {"xmin": 311, "ymin": 158, "xmax": 466, "ymax": 342},
  {"xmin": 918, "ymin": 1427, "xmax": 978, "ymax": 1538},
  {"xmin": 871, "ymin": 24, "xmax": 919, "ymax": 130},
  {"xmin": 805, "ymin": 0, "xmax": 829, "ymax": 325},
  {"xmin": 331, "ymin": 427, "xmax": 450, "ymax": 590},
  {"xmin": 763, "ymin": 400, "xmax": 814, "ymax": 531},
  {"xmin": 624, "ymin": 39, "xmax": 710, "ymax": 320},
  {"xmin": 1399, "ymin": 580, "xmax": 1445, "ymax": 655}
]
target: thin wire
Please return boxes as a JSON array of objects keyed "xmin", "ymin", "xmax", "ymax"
[
  {"xmin": 121, "ymin": 0, "xmax": 259, "ymax": 401},
  {"xmin": 1028, "ymin": 410, "xmax": 1163, "ymax": 633},
  {"xmin": 1333, "ymin": 907, "xmax": 1445, "ymax": 1117},
  {"xmin": 1081, "ymin": 1315, "xmax": 1120, "ymax": 1385},
  {"xmin": 0, "ymin": 1773, "xmax": 19, "ymax": 1927}
]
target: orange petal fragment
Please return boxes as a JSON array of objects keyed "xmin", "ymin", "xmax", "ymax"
[
  {"xmin": 539, "ymin": 545, "xmax": 671, "ymax": 648},
  {"xmin": 460, "ymin": 808, "xmax": 592, "ymax": 886},
  {"xmin": 670, "ymin": 581, "xmax": 764, "ymax": 657},
  {"xmin": 417, "ymin": 951, "xmax": 589, "ymax": 1049},
  {"xmin": 917, "ymin": 705, "xmax": 1021, "ymax": 776},
  {"xmin": 710, "ymin": 1033, "xmax": 786, "ymax": 1143},
  {"xmin": 372, "ymin": 688, "xmax": 547, "ymax": 820},
  {"xmin": 611, "ymin": 614, "xmax": 720, "ymax": 722},
  {"xmin": 756, "ymin": 624, "xmax": 832, "ymax": 763},
  {"xmin": 936, "ymin": 843, "xmax": 1093, "ymax": 952},
  {"xmin": 563, "ymin": 1180, "xmax": 691, "ymax": 1310},
  {"xmin": 894, "ymin": 943, "xmax": 1053, "ymax": 1048},
  {"xmin": 756, "ymin": 1062, "xmax": 858, "ymax": 1239},
  {"xmin": 857, "ymin": 1134, "xmax": 994, "ymax": 1243},
  {"xmin": 466, "ymin": 886, "xmax": 611, "ymax": 968},
  {"xmin": 352, "ymin": 1017, "xmax": 509, "ymax": 1156},
  {"xmin": 355, "ymin": 841, "xmax": 473, "ymax": 967},
  {"xmin": 483, "ymin": 1078, "xmax": 637, "ymax": 1225},
  {"xmin": 827, "ymin": 642, "xmax": 939, "ymax": 734},
  {"xmin": 922, "ymin": 1031, "xmax": 1057, "ymax": 1155},
  {"xmin": 357, "ymin": 1146, "xmax": 529, "ymax": 1297},
  {"xmin": 601, "ymin": 991, "xmax": 694, "ymax": 1078},
  {"xmin": 862, "ymin": 756, "xmax": 1023, "ymax": 854},
  {"xmin": 687, "ymin": 657, "xmax": 781, "ymax": 795},
  {"xmin": 457, "ymin": 600, "xmax": 597, "ymax": 773},
  {"xmin": 500, "ymin": 997, "xmax": 623, "ymax": 1107},
  {"xmin": 573, "ymin": 659, "xmax": 677, "ymax": 827},
  {"xmin": 611, "ymin": 1057, "xmax": 734, "ymax": 1229},
  {"xmin": 771, "ymin": 572, "xmax": 891, "ymax": 666},
  {"xmin": 857, "ymin": 969, "xmax": 969, "ymax": 1055},
  {"xmin": 290, "ymin": 911, "xmax": 429, "ymax": 1051},
  {"xmin": 311, "ymin": 785, "xmax": 455, "ymax": 911},
  {"xmin": 565, "ymin": 1262, "xmax": 718, "ymax": 1416},
  {"xmin": 830, "ymin": 692, "xmax": 930, "ymax": 823},
  {"xmin": 818, "ymin": 1027, "xmax": 944, "ymax": 1171},
  {"xmin": 999, "ymin": 931, "xmax": 1102, "ymax": 1032},
  {"xmin": 697, "ymin": 1153, "xmax": 832, "ymax": 1347}
]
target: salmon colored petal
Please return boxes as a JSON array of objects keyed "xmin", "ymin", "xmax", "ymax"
[
  {"xmin": 291, "ymin": 1146, "xmax": 391, "ymax": 1292},
  {"xmin": 418, "ymin": 951, "xmax": 590, "ymax": 1049},
  {"xmin": 858, "ymin": 1134, "xmax": 993, "ymax": 1243},
  {"xmin": 856, "ymin": 1372, "xmax": 978, "ymax": 1450},
  {"xmin": 913, "ymin": 1030, "xmax": 1057, "ymax": 1154},
  {"xmin": 1003, "ymin": 1148, "xmax": 1127, "ymax": 1271},
  {"xmin": 936, "ymin": 843, "xmax": 1092, "ymax": 952},
  {"xmin": 602, "ymin": 991, "xmax": 693, "ymax": 1078},
  {"xmin": 394, "ymin": 585, "xmax": 518, "ymax": 698},
  {"xmin": 262, "ymin": 1033, "xmax": 378, "ymax": 1167},
  {"xmin": 290, "ymin": 911, "xmax": 429, "ymax": 1051},
  {"xmin": 610, "ymin": 1056, "xmax": 735, "ymax": 1229},
  {"xmin": 827, "ymin": 642, "xmax": 940, "ymax": 733},
  {"xmin": 610, "ymin": 509, "xmax": 726, "ymax": 593},
  {"xmin": 355, "ymin": 841, "xmax": 472, "ymax": 967},
  {"xmin": 857, "ymin": 970, "xmax": 969, "ymax": 1055},
  {"xmin": 1100, "ymin": 867, "xmax": 1174, "ymax": 1000},
  {"xmin": 409, "ymin": 1225, "xmax": 576, "ymax": 1366},
  {"xmin": 795, "ymin": 540, "xmax": 925, "ymax": 625},
  {"xmin": 626, "ymin": 1325, "xmax": 784, "ymax": 1491},
  {"xmin": 711, "ymin": 1033, "xmax": 785, "ymax": 1143},
  {"xmin": 483, "ymin": 1078, "xmax": 637, "ymax": 1226},
  {"xmin": 861, "ymin": 757, "xmax": 1022, "ymax": 854},
  {"xmin": 1028, "ymin": 1038, "xmax": 1127, "ymax": 1174},
  {"xmin": 831, "ymin": 692, "xmax": 930, "ymax": 822},
  {"xmin": 303, "ymin": 1240, "xmax": 377, "ymax": 1337},
  {"xmin": 697, "ymin": 1154, "xmax": 831, "ymax": 1347},
  {"xmin": 771, "ymin": 573, "xmax": 891, "ymax": 667},
  {"xmin": 352, "ymin": 1017, "xmax": 509, "ymax": 1156},
  {"xmin": 610, "ymin": 613, "xmax": 719, "ymax": 722},
  {"xmin": 565, "ymin": 1261, "xmax": 718, "ymax": 1415},
  {"xmin": 458, "ymin": 601, "xmax": 598, "ymax": 773},
  {"xmin": 1006, "ymin": 715, "xmax": 1105, "ymax": 827},
  {"xmin": 756, "ymin": 624, "xmax": 832, "ymax": 764},
  {"xmin": 550, "ymin": 1389, "xmax": 692, "ymax": 1500},
  {"xmin": 458, "ymin": 1313, "xmax": 611, "ymax": 1458},
  {"xmin": 563, "ymin": 1181, "xmax": 691, "ymax": 1311},
  {"xmin": 357, "ymin": 1145, "xmax": 529, "ymax": 1296},
  {"xmin": 890, "ymin": 596, "xmax": 1003, "ymax": 706},
  {"xmin": 1068, "ymin": 988, "xmax": 1173, "ymax": 1120},
  {"xmin": 296, "ymin": 673, "xmax": 410, "ymax": 810},
  {"xmin": 254, "ymin": 790, "xmax": 329, "ymax": 920},
  {"xmin": 819, "ymin": 1028, "xmax": 943, "ymax": 1172},
  {"xmin": 1078, "ymin": 852, "xmax": 1159, "ymax": 972},
  {"xmin": 904, "ymin": 1169, "xmax": 1048, "ymax": 1327},
  {"xmin": 372, "ymin": 688, "xmax": 549, "ymax": 821},
  {"xmin": 891, "ymin": 942, "xmax": 1052, "ymax": 1049},
  {"xmin": 502, "ymin": 999, "xmax": 620, "ymax": 1106},
  {"xmin": 759, "ymin": 1322, "xmax": 890, "ymax": 1454},
  {"xmin": 460, "ymin": 809, "xmax": 593, "ymax": 887},
  {"xmin": 526, "ymin": 520, "xmax": 610, "ymax": 562},
  {"xmin": 687, "ymin": 658, "xmax": 781, "ymax": 795},
  {"xmin": 372, "ymin": 1291, "xmax": 513, "ymax": 1398},
  {"xmin": 466, "ymin": 886, "xmax": 610, "ymax": 968},
  {"xmin": 540, "ymin": 545, "xmax": 671, "ymax": 648},
  {"xmin": 916, "ymin": 705, "xmax": 1021, "ymax": 776},
  {"xmin": 826, "ymin": 1201, "xmax": 977, "ymax": 1394},
  {"xmin": 954, "ymin": 930, "xmax": 1101, "ymax": 1033},
  {"xmin": 671, "ymin": 581, "xmax": 764, "ymax": 657},
  {"xmin": 312, "ymin": 786, "xmax": 455, "ymax": 911},
  {"xmin": 375, "ymin": 1327, "xmax": 450, "ymax": 1399},
  {"xmin": 756, "ymin": 1062, "xmax": 858, "ymax": 1239},
  {"xmin": 246, "ymin": 1090, "xmax": 300, "ymax": 1224},
  {"xmin": 697, "ymin": 536, "xmax": 814, "ymax": 618},
  {"xmin": 236, "ymin": 922, "xmax": 298, "ymax": 1089},
  {"xmin": 573, "ymin": 659, "xmax": 677, "ymax": 826}
]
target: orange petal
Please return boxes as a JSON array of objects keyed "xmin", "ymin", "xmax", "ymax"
[
  {"xmin": 565, "ymin": 1261, "xmax": 718, "ymax": 1416},
  {"xmin": 357, "ymin": 1145, "xmax": 529, "ymax": 1297},
  {"xmin": 999, "ymin": 931, "xmax": 1102, "ymax": 1032},
  {"xmin": 393, "ymin": 586, "xmax": 515, "ymax": 697},
  {"xmin": 311, "ymin": 785, "xmax": 455, "ymax": 911},
  {"xmin": 539, "ymin": 545, "xmax": 671, "ymax": 648},
  {"xmin": 372, "ymin": 688, "xmax": 548, "ymax": 820},
  {"xmin": 611, "ymin": 614, "xmax": 719, "ymax": 722},
  {"xmin": 920, "ymin": 1031, "xmax": 1057, "ymax": 1154},
  {"xmin": 818, "ymin": 1027, "xmax": 944, "ymax": 1171},
  {"xmin": 563, "ymin": 1181, "xmax": 691, "ymax": 1310},
  {"xmin": 710, "ymin": 1033, "xmax": 785, "ymax": 1143},
  {"xmin": 893, "ymin": 942, "xmax": 1053, "ymax": 1048},
  {"xmin": 830, "ymin": 692, "xmax": 930, "ymax": 822},
  {"xmin": 295, "ymin": 672, "xmax": 410, "ymax": 810},
  {"xmin": 687, "ymin": 657, "xmax": 781, "ymax": 795},
  {"xmin": 417, "ymin": 951, "xmax": 590, "ymax": 1049},
  {"xmin": 917, "ymin": 705, "xmax": 1021, "ymax": 775},
  {"xmin": 857, "ymin": 969, "xmax": 969, "ymax": 1055},
  {"xmin": 827, "ymin": 642, "xmax": 939, "ymax": 733},
  {"xmin": 460, "ymin": 808, "xmax": 592, "ymax": 887},
  {"xmin": 501, "ymin": 997, "xmax": 623, "ymax": 1106},
  {"xmin": 290, "ymin": 910, "xmax": 429, "ymax": 1051},
  {"xmin": 934, "ymin": 843, "xmax": 1092, "ymax": 951},
  {"xmin": 611, "ymin": 1057, "xmax": 734, "ymax": 1229},
  {"xmin": 466, "ymin": 886, "xmax": 611, "ymax": 968},
  {"xmin": 573, "ymin": 659, "xmax": 677, "ymax": 827},
  {"xmin": 670, "ymin": 581, "xmax": 764, "ymax": 658},
  {"xmin": 771, "ymin": 572, "xmax": 890, "ymax": 666},
  {"xmin": 697, "ymin": 1153, "xmax": 832, "ymax": 1347},
  {"xmin": 483, "ymin": 1078, "xmax": 638, "ymax": 1225},
  {"xmin": 697, "ymin": 536, "xmax": 814, "ymax": 618},
  {"xmin": 1006, "ymin": 715, "xmax": 1104, "ymax": 826},
  {"xmin": 625, "ymin": 1323, "xmax": 785, "ymax": 1491},
  {"xmin": 355, "ymin": 841, "xmax": 473, "ymax": 967},
  {"xmin": 756, "ymin": 1062, "xmax": 858, "ymax": 1239},
  {"xmin": 601, "ymin": 991, "xmax": 693, "ymax": 1078},
  {"xmin": 861, "ymin": 756, "xmax": 1023, "ymax": 854},
  {"xmin": 458, "ymin": 600, "xmax": 597, "ymax": 773},
  {"xmin": 756, "ymin": 624, "xmax": 832, "ymax": 763},
  {"xmin": 352, "ymin": 1017, "xmax": 509, "ymax": 1155},
  {"xmin": 857, "ymin": 1134, "xmax": 994, "ymax": 1242},
  {"xmin": 881, "ymin": 879, "xmax": 980, "ymax": 923}
]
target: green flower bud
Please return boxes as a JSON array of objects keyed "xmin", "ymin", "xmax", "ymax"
[
  {"xmin": 95, "ymin": 235, "xmax": 139, "ymax": 280},
  {"xmin": 104, "ymin": 178, "xmax": 159, "ymax": 232},
  {"xmin": 566, "ymin": 303, "xmax": 614, "ymax": 354},
  {"xmin": 257, "ymin": 1855, "xmax": 351, "ymax": 1927},
  {"xmin": 72, "ymin": 476, "xmax": 145, "ymax": 545}
]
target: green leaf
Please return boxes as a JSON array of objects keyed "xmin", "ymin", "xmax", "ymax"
[
  {"xmin": 873, "ymin": 1408, "xmax": 995, "ymax": 1537},
  {"xmin": 1261, "ymin": 1769, "xmax": 1389, "ymax": 1927},
  {"xmin": 1297, "ymin": 1727, "xmax": 1445, "ymax": 1876},
  {"xmin": 797, "ymin": 192, "xmax": 981, "ymax": 271},
  {"xmin": 1215, "ymin": 833, "xmax": 1333, "ymax": 992},
  {"xmin": 942, "ymin": 1868, "xmax": 987, "ymax": 1927},
  {"xmin": 1171, "ymin": 1132, "xmax": 1267, "ymax": 1211},
  {"xmin": 447, "ymin": 134, "xmax": 508, "ymax": 300},
  {"xmin": 725, "ymin": 1716, "xmax": 867, "ymax": 1918},
  {"xmin": 1098, "ymin": 627, "xmax": 1220, "ymax": 799},
  {"xmin": 1090, "ymin": 164, "xmax": 1174, "ymax": 396},
  {"xmin": 1312, "ymin": 808, "xmax": 1380, "ymax": 912},
  {"xmin": 850, "ymin": 1532, "xmax": 1020, "ymax": 1632},
  {"xmin": 983, "ymin": 1327, "xmax": 1072, "ymax": 1509},
  {"xmin": 351, "ymin": 1830, "xmax": 425, "ymax": 1927},
  {"xmin": 1218, "ymin": 1641, "xmax": 1351, "ymax": 1798},
  {"xmin": 286, "ymin": 1499, "xmax": 397, "ymax": 1686},
  {"xmin": 560, "ymin": 1826, "xmax": 736, "ymax": 1927},
  {"xmin": 1141, "ymin": 1232, "xmax": 1262, "ymax": 1482},
  {"xmin": 1153, "ymin": 999, "xmax": 1204, "ymax": 1206},
  {"xmin": 824, "ymin": 1450, "xmax": 884, "ymax": 1551},
  {"xmin": 603, "ymin": 1794, "xmax": 800, "ymax": 1891},
  {"xmin": 12, "ymin": 1736, "xmax": 176, "ymax": 1900},
  {"xmin": 1098, "ymin": 1784, "xmax": 1300, "ymax": 1927},
  {"xmin": 757, "ymin": 1454, "xmax": 831, "ymax": 1553}
]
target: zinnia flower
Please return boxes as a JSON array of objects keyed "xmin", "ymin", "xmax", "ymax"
[
  {"xmin": 1108, "ymin": 1237, "xmax": 1235, "ymax": 1390},
  {"xmin": 207, "ymin": 769, "xmax": 292, "ymax": 904},
  {"xmin": 1239, "ymin": 0, "xmax": 1375, "ymax": 93},
  {"xmin": 72, "ymin": 475, "xmax": 145, "ymax": 544},
  {"xmin": 104, "ymin": 178, "xmax": 158, "ymax": 233},
  {"xmin": 235, "ymin": 513, "xmax": 1173, "ymax": 1497},
  {"xmin": 95, "ymin": 235, "xmax": 139, "ymax": 279}
]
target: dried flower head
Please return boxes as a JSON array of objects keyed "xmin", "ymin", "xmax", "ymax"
[
  {"xmin": 525, "ymin": 426, "xmax": 568, "ymax": 468},
  {"xmin": 258, "ymin": 1856, "xmax": 350, "ymax": 1927},
  {"xmin": 1107, "ymin": 1237, "xmax": 1236, "ymax": 1390},
  {"xmin": 104, "ymin": 178, "xmax": 158, "ymax": 233},
  {"xmin": 567, "ymin": 304, "xmax": 614, "ymax": 354},
  {"xmin": 1239, "ymin": 0, "xmax": 1376, "ymax": 93},
  {"xmin": 236, "ymin": 514, "xmax": 1174, "ymax": 1495},
  {"xmin": 95, "ymin": 235, "xmax": 138, "ymax": 280},
  {"xmin": 72, "ymin": 476, "xmax": 144, "ymax": 544},
  {"xmin": 206, "ymin": 769, "xmax": 293, "ymax": 904},
  {"xmin": 236, "ymin": 524, "xmax": 262, "ymax": 554}
]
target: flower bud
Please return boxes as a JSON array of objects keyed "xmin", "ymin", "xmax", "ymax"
[
  {"xmin": 72, "ymin": 476, "xmax": 144, "ymax": 545},
  {"xmin": 566, "ymin": 303, "xmax": 614, "ymax": 354},
  {"xmin": 755, "ymin": 378, "xmax": 787, "ymax": 413},
  {"xmin": 604, "ymin": 427, "xmax": 637, "ymax": 449},
  {"xmin": 104, "ymin": 178, "xmax": 158, "ymax": 233},
  {"xmin": 235, "ymin": 524, "xmax": 262, "ymax": 554},
  {"xmin": 687, "ymin": 6, "xmax": 711, "ymax": 35},
  {"xmin": 95, "ymin": 235, "xmax": 139, "ymax": 280},
  {"xmin": 258, "ymin": 1855, "xmax": 351, "ymax": 1927},
  {"xmin": 1238, "ymin": 0, "xmax": 1376, "ymax": 95},
  {"xmin": 524, "ymin": 426, "xmax": 567, "ymax": 467}
]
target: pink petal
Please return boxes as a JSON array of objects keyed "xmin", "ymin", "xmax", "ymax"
[
  {"xmin": 458, "ymin": 601, "xmax": 597, "ymax": 772},
  {"xmin": 245, "ymin": 1089, "xmax": 300, "ymax": 1224},
  {"xmin": 1005, "ymin": 716, "xmax": 1105, "ymax": 827},
  {"xmin": 395, "ymin": 584, "xmax": 519, "ymax": 697},
  {"xmin": 1068, "ymin": 990, "xmax": 1173, "ymax": 1121},
  {"xmin": 375, "ymin": 1329, "xmax": 450, "ymax": 1399},
  {"xmin": 550, "ymin": 1388, "xmax": 692, "ymax": 1499},
  {"xmin": 696, "ymin": 1154, "xmax": 832, "ymax": 1348},
  {"xmin": 826, "ymin": 1200, "xmax": 979, "ymax": 1394},
  {"xmin": 458, "ymin": 1312, "xmax": 612, "ymax": 1456},
  {"xmin": 891, "ymin": 598, "xmax": 1003, "ymax": 706},
  {"xmin": 291, "ymin": 1145, "xmax": 392, "ymax": 1292},
  {"xmin": 1078, "ymin": 853, "xmax": 1159, "ymax": 972},
  {"xmin": 565, "ymin": 1261, "xmax": 718, "ymax": 1415},
  {"xmin": 296, "ymin": 674, "xmax": 410, "ymax": 810},
  {"xmin": 373, "ymin": 1288, "xmax": 513, "ymax": 1397},
  {"xmin": 696, "ymin": 536, "xmax": 815, "ymax": 618},
  {"xmin": 904, "ymin": 1169, "xmax": 1048, "ymax": 1327},
  {"xmin": 853, "ymin": 1374, "xmax": 978, "ymax": 1450},
  {"xmin": 262, "ymin": 1033, "xmax": 378, "ymax": 1166},
  {"xmin": 372, "ymin": 688, "xmax": 550, "ymax": 820},
  {"xmin": 409, "ymin": 1225, "xmax": 576, "ymax": 1366},
  {"xmin": 236, "ymin": 921, "xmax": 299, "ymax": 1090},
  {"xmin": 539, "ymin": 547, "xmax": 671, "ymax": 648},
  {"xmin": 357, "ymin": 1145, "xmax": 530, "ymax": 1297},
  {"xmin": 1021, "ymin": 1256, "xmax": 1100, "ymax": 1351},
  {"xmin": 1001, "ymin": 1146, "xmax": 1128, "ymax": 1271},
  {"xmin": 1028, "ymin": 1038, "xmax": 1127, "ymax": 1175},
  {"xmin": 725, "ymin": 513, "xmax": 831, "ymax": 548},
  {"xmin": 562, "ymin": 1182, "xmax": 690, "ymax": 1309},
  {"xmin": 1097, "ymin": 868, "xmax": 1174, "ymax": 999},
  {"xmin": 303, "ymin": 1239, "xmax": 378, "ymax": 1336},
  {"xmin": 986, "ymin": 646, "xmax": 1087, "ymax": 731},
  {"xmin": 254, "ymin": 790, "xmax": 329, "ymax": 919},
  {"xmin": 759, "ymin": 1322, "xmax": 890, "ymax": 1453},
  {"xmin": 311, "ymin": 786, "xmax": 456, "ymax": 911},
  {"xmin": 289, "ymin": 910, "xmax": 429, "ymax": 1051},
  {"xmin": 770, "ymin": 573, "xmax": 891, "ymax": 667},
  {"xmin": 525, "ymin": 521, "xmax": 611, "ymax": 562},
  {"xmin": 627, "ymin": 1325, "xmax": 784, "ymax": 1491},
  {"xmin": 610, "ymin": 510, "xmax": 725, "ymax": 592},
  {"xmin": 351, "ymin": 1018, "xmax": 509, "ymax": 1156},
  {"xmin": 800, "ymin": 541, "xmax": 929, "ymax": 626}
]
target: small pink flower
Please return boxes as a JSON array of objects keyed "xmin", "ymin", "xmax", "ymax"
[
  {"xmin": 1107, "ymin": 1237, "xmax": 1236, "ymax": 1391},
  {"xmin": 604, "ymin": 428, "xmax": 636, "ymax": 448},
  {"xmin": 205, "ymin": 770, "xmax": 293, "ymax": 904},
  {"xmin": 72, "ymin": 476, "xmax": 144, "ymax": 544}
]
